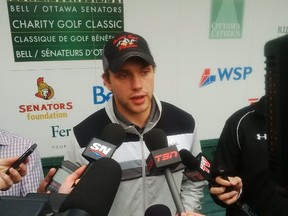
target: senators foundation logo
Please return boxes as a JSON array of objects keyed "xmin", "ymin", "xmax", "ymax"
[
  {"xmin": 35, "ymin": 77, "xmax": 54, "ymax": 100},
  {"xmin": 18, "ymin": 77, "xmax": 73, "ymax": 121}
]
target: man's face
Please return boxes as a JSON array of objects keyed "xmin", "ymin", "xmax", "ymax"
[{"xmin": 103, "ymin": 57, "xmax": 155, "ymax": 121}]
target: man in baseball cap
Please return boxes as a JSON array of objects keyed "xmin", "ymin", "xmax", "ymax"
[{"xmin": 67, "ymin": 31, "xmax": 205, "ymax": 216}]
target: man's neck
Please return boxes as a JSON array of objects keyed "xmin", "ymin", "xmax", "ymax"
[
  {"xmin": 113, "ymin": 98, "xmax": 157, "ymax": 129},
  {"xmin": 126, "ymin": 112, "xmax": 150, "ymax": 128}
]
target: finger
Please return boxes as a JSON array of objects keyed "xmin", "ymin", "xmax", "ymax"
[
  {"xmin": 223, "ymin": 193, "xmax": 239, "ymax": 205},
  {"xmin": 23, "ymin": 157, "xmax": 29, "ymax": 165},
  {"xmin": 210, "ymin": 185, "xmax": 226, "ymax": 195},
  {"xmin": 8, "ymin": 167, "xmax": 22, "ymax": 183},
  {"xmin": 215, "ymin": 176, "xmax": 231, "ymax": 186},
  {"xmin": 4, "ymin": 157, "xmax": 19, "ymax": 165},
  {"xmin": 17, "ymin": 163, "xmax": 27, "ymax": 177},
  {"xmin": 69, "ymin": 165, "xmax": 87, "ymax": 180},
  {"xmin": 45, "ymin": 168, "xmax": 57, "ymax": 181},
  {"xmin": 0, "ymin": 157, "xmax": 19, "ymax": 173},
  {"xmin": 217, "ymin": 190, "xmax": 239, "ymax": 204},
  {"xmin": 228, "ymin": 176, "xmax": 243, "ymax": 187},
  {"xmin": 58, "ymin": 165, "xmax": 87, "ymax": 194},
  {"xmin": 37, "ymin": 168, "xmax": 57, "ymax": 193},
  {"xmin": 74, "ymin": 178, "xmax": 80, "ymax": 186},
  {"xmin": 0, "ymin": 172, "xmax": 14, "ymax": 190}
]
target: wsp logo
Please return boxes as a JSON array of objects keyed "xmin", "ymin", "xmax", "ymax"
[{"xmin": 199, "ymin": 66, "xmax": 253, "ymax": 87}]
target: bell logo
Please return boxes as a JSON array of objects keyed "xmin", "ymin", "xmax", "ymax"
[
  {"xmin": 93, "ymin": 86, "xmax": 112, "ymax": 104},
  {"xmin": 89, "ymin": 143, "xmax": 112, "ymax": 157}
]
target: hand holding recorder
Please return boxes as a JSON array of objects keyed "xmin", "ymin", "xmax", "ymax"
[
  {"xmin": 0, "ymin": 143, "xmax": 36, "ymax": 191},
  {"xmin": 0, "ymin": 156, "xmax": 29, "ymax": 191}
]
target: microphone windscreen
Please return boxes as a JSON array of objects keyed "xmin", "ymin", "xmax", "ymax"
[
  {"xmin": 179, "ymin": 149, "xmax": 198, "ymax": 169},
  {"xmin": 144, "ymin": 128, "xmax": 168, "ymax": 151},
  {"xmin": 100, "ymin": 123, "xmax": 126, "ymax": 147},
  {"xmin": 145, "ymin": 204, "xmax": 172, "ymax": 216},
  {"xmin": 59, "ymin": 158, "xmax": 122, "ymax": 216}
]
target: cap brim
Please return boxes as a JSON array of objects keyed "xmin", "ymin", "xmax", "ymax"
[{"xmin": 109, "ymin": 51, "xmax": 155, "ymax": 72}]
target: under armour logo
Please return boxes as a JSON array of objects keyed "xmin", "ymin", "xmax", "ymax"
[{"xmin": 256, "ymin": 133, "xmax": 267, "ymax": 140}]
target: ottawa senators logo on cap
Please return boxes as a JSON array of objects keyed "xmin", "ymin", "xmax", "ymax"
[
  {"xmin": 113, "ymin": 34, "xmax": 138, "ymax": 51},
  {"xmin": 35, "ymin": 77, "xmax": 54, "ymax": 100}
]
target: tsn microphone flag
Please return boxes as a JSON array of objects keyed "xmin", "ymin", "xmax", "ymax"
[{"xmin": 146, "ymin": 145, "xmax": 182, "ymax": 175}]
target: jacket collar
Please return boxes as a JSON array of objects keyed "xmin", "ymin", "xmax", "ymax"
[{"xmin": 105, "ymin": 95, "xmax": 162, "ymax": 135}]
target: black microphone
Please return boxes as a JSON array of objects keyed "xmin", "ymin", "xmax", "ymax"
[
  {"xmin": 179, "ymin": 149, "xmax": 231, "ymax": 185},
  {"xmin": 145, "ymin": 204, "xmax": 172, "ymax": 216},
  {"xmin": 179, "ymin": 149, "xmax": 258, "ymax": 216},
  {"xmin": 144, "ymin": 128, "xmax": 184, "ymax": 214},
  {"xmin": 82, "ymin": 123, "xmax": 126, "ymax": 162},
  {"xmin": 179, "ymin": 149, "xmax": 216, "ymax": 184},
  {"xmin": 58, "ymin": 157, "xmax": 122, "ymax": 216}
]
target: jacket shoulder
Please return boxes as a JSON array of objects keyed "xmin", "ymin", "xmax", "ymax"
[
  {"xmin": 73, "ymin": 108, "xmax": 111, "ymax": 147},
  {"xmin": 156, "ymin": 101, "xmax": 195, "ymax": 135}
]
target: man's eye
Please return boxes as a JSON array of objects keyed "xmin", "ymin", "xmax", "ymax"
[
  {"xmin": 118, "ymin": 73, "xmax": 127, "ymax": 78},
  {"xmin": 142, "ymin": 70, "xmax": 150, "ymax": 75}
]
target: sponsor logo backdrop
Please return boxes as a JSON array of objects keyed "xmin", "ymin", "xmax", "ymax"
[{"xmin": 0, "ymin": 0, "xmax": 288, "ymax": 157}]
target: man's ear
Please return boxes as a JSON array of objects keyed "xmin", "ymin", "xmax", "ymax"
[{"xmin": 102, "ymin": 73, "xmax": 112, "ymax": 91}]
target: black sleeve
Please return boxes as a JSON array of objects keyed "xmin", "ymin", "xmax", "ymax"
[{"xmin": 209, "ymin": 118, "xmax": 242, "ymax": 208}]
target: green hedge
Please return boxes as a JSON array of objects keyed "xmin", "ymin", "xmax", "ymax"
[{"xmin": 41, "ymin": 155, "xmax": 63, "ymax": 176}]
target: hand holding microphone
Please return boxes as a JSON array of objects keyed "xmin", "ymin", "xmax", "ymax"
[
  {"xmin": 179, "ymin": 149, "xmax": 242, "ymax": 206},
  {"xmin": 211, "ymin": 176, "xmax": 243, "ymax": 206}
]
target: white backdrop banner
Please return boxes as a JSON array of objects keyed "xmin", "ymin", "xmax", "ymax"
[{"xmin": 1, "ymin": 0, "xmax": 288, "ymax": 157}]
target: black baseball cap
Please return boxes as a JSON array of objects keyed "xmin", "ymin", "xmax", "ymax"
[{"xmin": 102, "ymin": 32, "xmax": 156, "ymax": 72}]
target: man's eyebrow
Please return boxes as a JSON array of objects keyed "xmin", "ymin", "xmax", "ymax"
[
  {"xmin": 115, "ymin": 64, "xmax": 152, "ymax": 73},
  {"xmin": 117, "ymin": 69, "xmax": 130, "ymax": 73}
]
